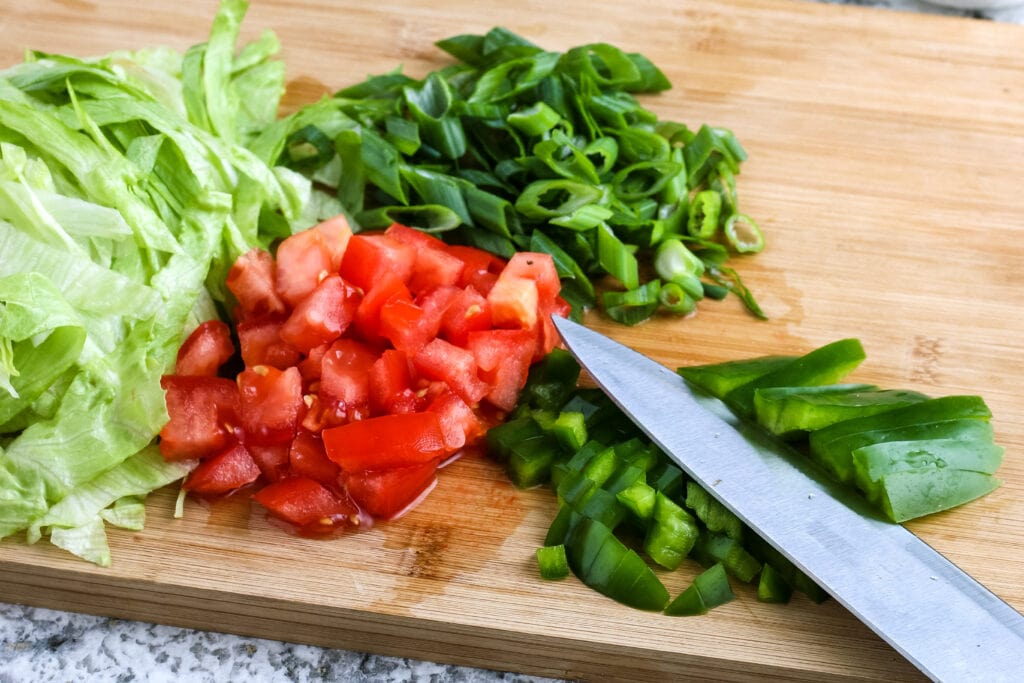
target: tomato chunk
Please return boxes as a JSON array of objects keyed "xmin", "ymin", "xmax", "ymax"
[
  {"xmin": 237, "ymin": 316, "xmax": 301, "ymax": 370},
  {"xmin": 312, "ymin": 215, "xmax": 353, "ymax": 271},
  {"xmin": 339, "ymin": 233, "xmax": 415, "ymax": 292},
  {"xmin": 253, "ymin": 477, "xmax": 358, "ymax": 533},
  {"xmin": 247, "ymin": 442, "xmax": 291, "ymax": 482},
  {"xmin": 428, "ymin": 389, "xmax": 484, "ymax": 451},
  {"xmin": 183, "ymin": 443, "xmax": 261, "ymax": 495},
  {"xmin": 487, "ymin": 273, "xmax": 539, "ymax": 330},
  {"xmin": 289, "ymin": 430, "xmax": 341, "ymax": 486},
  {"xmin": 175, "ymin": 320, "xmax": 235, "ymax": 377},
  {"xmin": 322, "ymin": 412, "xmax": 450, "ymax": 471},
  {"xmin": 280, "ymin": 274, "xmax": 358, "ymax": 353},
  {"xmin": 467, "ymin": 329, "xmax": 536, "ymax": 411},
  {"xmin": 502, "ymin": 252, "xmax": 561, "ymax": 304},
  {"xmin": 275, "ymin": 227, "xmax": 336, "ymax": 309},
  {"xmin": 226, "ymin": 248, "xmax": 286, "ymax": 318},
  {"xmin": 413, "ymin": 338, "xmax": 490, "ymax": 406},
  {"xmin": 159, "ymin": 375, "xmax": 240, "ymax": 461},
  {"xmin": 238, "ymin": 366, "xmax": 304, "ymax": 445},
  {"xmin": 378, "ymin": 296, "xmax": 433, "ymax": 354},
  {"xmin": 368, "ymin": 349, "xmax": 420, "ymax": 415},
  {"xmin": 353, "ymin": 272, "xmax": 410, "ymax": 343},
  {"xmin": 343, "ymin": 461, "xmax": 439, "ymax": 520},
  {"xmin": 439, "ymin": 286, "xmax": 491, "ymax": 346},
  {"xmin": 319, "ymin": 338, "xmax": 378, "ymax": 421}
]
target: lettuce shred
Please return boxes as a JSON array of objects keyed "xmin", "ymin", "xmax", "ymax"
[{"xmin": 0, "ymin": 0, "xmax": 306, "ymax": 565}]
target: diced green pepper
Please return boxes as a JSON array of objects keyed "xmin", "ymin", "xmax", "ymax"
[
  {"xmin": 536, "ymin": 544, "xmax": 570, "ymax": 579},
  {"xmin": 643, "ymin": 491, "xmax": 699, "ymax": 570},
  {"xmin": 685, "ymin": 481, "xmax": 743, "ymax": 540},
  {"xmin": 579, "ymin": 487, "xmax": 628, "ymax": 530},
  {"xmin": 647, "ymin": 462, "xmax": 685, "ymax": 497},
  {"xmin": 508, "ymin": 435, "xmax": 559, "ymax": 488},
  {"xmin": 692, "ymin": 531, "xmax": 762, "ymax": 583},
  {"xmin": 756, "ymin": 563, "xmax": 793, "ymax": 604},
  {"xmin": 744, "ymin": 533, "xmax": 828, "ymax": 603},
  {"xmin": 616, "ymin": 479, "xmax": 657, "ymax": 522},
  {"xmin": 520, "ymin": 347, "xmax": 581, "ymax": 411},
  {"xmin": 753, "ymin": 384, "xmax": 928, "ymax": 438},
  {"xmin": 566, "ymin": 517, "xmax": 669, "ymax": 611},
  {"xmin": 486, "ymin": 414, "xmax": 543, "ymax": 460},
  {"xmin": 533, "ymin": 409, "xmax": 588, "ymax": 453},
  {"xmin": 664, "ymin": 562, "xmax": 735, "ymax": 616}
]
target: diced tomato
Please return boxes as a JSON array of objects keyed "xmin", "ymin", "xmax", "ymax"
[
  {"xmin": 535, "ymin": 296, "xmax": 572, "ymax": 360},
  {"xmin": 410, "ymin": 247, "xmax": 465, "ymax": 294},
  {"xmin": 467, "ymin": 329, "xmax": 536, "ymax": 411},
  {"xmin": 247, "ymin": 442, "xmax": 291, "ymax": 482},
  {"xmin": 312, "ymin": 216, "xmax": 353, "ymax": 272},
  {"xmin": 368, "ymin": 349, "xmax": 420, "ymax": 415},
  {"xmin": 353, "ymin": 272, "xmax": 410, "ymax": 343},
  {"xmin": 427, "ymin": 389, "xmax": 484, "ymax": 451},
  {"xmin": 238, "ymin": 366, "xmax": 304, "ymax": 445},
  {"xmin": 319, "ymin": 338, "xmax": 378, "ymax": 420},
  {"xmin": 289, "ymin": 430, "xmax": 341, "ymax": 487},
  {"xmin": 447, "ymin": 244, "xmax": 505, "ymax": 295},
  {"xmin": 339, "ymin": 233, "xmax": 415, "ymax": 292},
  {"xmin": 322, "ymin": 412, "xmax": 450, "ymax": 471},
  {"xmin": 226, "ymin": 248, "xmax": 286, "ymax": 318},
  {"xmin": 175, "ymin": 320, "xmax": 235, "ymax": 377},
  {"xmin": 487, "ymin": 273, "xmax": 539, "ymax": 330},
  {"xmin": 252, "ymin": 477, "xmax": 358, "ymax": 534},
  {"xmin": 412, "ymin": 338, "xmax": 491, "ymax": 405},
  {"xmin": 237, "ymin": 316, "xmax": 302, "ymax": 370},
  {"xmin": 279, "ymin": 274, "xmax": 358, "ymax": 354},
  {"xmin": 296, "ymin": 342, "xmax": 330, "ymax": 384},
  {"xmin": 183, "ymin": 442, "xmax": 261, "ymax": 495},
  {"xmin": 502, "ymin": 252, "xmax": 561, "ymax": 304},
  {"xmin": 378, "ymin": 296, "xmax": 433, "ymax": 354},
  {"xmin": 439, "ymin": 286, "xmax": 491, "ymax": 346},
  {"xmin": 343, "ymin": 461, "xmax": 439, "ymax": 520},
  {"xmin": 274, "ymin": 228, "xmax": 335, "ymax": 309},
  {"xmin": 275, "ymin": 219, "xmax": 354, "ymax": 308},
  {"xmin": 159, "ymin": 375, "xmax": 240, "ymax": 461},
  {"xmin": 383, "ymin": 223, "xmax": 445, "ymax": 250}
]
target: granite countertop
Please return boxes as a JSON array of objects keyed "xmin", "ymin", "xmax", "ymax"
[{"xmin": 2, "ymin": 1, "xmax": 1022, "ymax": 681}]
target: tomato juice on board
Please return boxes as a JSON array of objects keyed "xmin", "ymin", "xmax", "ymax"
[{"xmin": 158, "ymin": 216, "xmax": 567, "ymax": 535}]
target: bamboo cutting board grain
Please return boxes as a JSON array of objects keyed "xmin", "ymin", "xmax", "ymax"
[{"xmin": 1, "ymin": 1, "xmax": 1023, "ymax": 680}]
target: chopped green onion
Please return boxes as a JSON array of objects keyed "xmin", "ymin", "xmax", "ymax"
[
  {"xmin": 658, "ymin": 282, "xmax": 697, "ymax": 316},
  {"xmin": 687, "ymin": 189, "xmax": 722, "ymax": 239},
  {"xmin": 514, "ymin": 179, "xmax": 603, "ymax": 219},
  {"xmin": 283, "ymin": 26, "xmax": 766, "ymax": 325},
  {"xmin": 654, "ymin": 237, "xmax": 705, "ymax": 279},
  {"xmin": 724, "ymin": 213, "xmax": 765, "ymax": 253},
  {"xmin": 597, "ymin": 224, "xmax": 640, "ymax": 289},
  {"xmin": 602, "ymin": 280, "xmax": 661, "ymax": 326},
  {"xmin": 507, "ymin": 101, "xmax": 562, "ymax": 136},
  {"xmin": 279, "ymin": 124, "xmax": 333, "ymax": 170}
]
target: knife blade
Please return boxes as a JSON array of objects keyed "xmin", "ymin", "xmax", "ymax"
[{"xmin": 552, "ymin": 316, "xmax": 1024, "ymax": 682}]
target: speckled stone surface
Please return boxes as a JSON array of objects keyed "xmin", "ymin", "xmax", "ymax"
[{"xmin": 2, "ymin": 2, "xmax": 1022, "ymax": 681}]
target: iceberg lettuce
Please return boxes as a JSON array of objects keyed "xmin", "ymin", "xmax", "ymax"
[{"xmin": 0, "ymin": 0, "xmax": 305, "ymax": 565}]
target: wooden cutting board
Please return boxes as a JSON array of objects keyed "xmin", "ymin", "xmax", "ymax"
[{"xmin": 1, "ymin": 1, "xmax": 1022, "ymax": 680}]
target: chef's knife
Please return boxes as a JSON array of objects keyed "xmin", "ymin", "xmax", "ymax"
[{"xmin": 552, "ymin": 316, "xmax": 1024, "ymax": 682}]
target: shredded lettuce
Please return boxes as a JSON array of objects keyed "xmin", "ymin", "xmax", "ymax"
[{"xmin": 0, "ymin": 0, "xmax": 303, "ymax": 563}]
